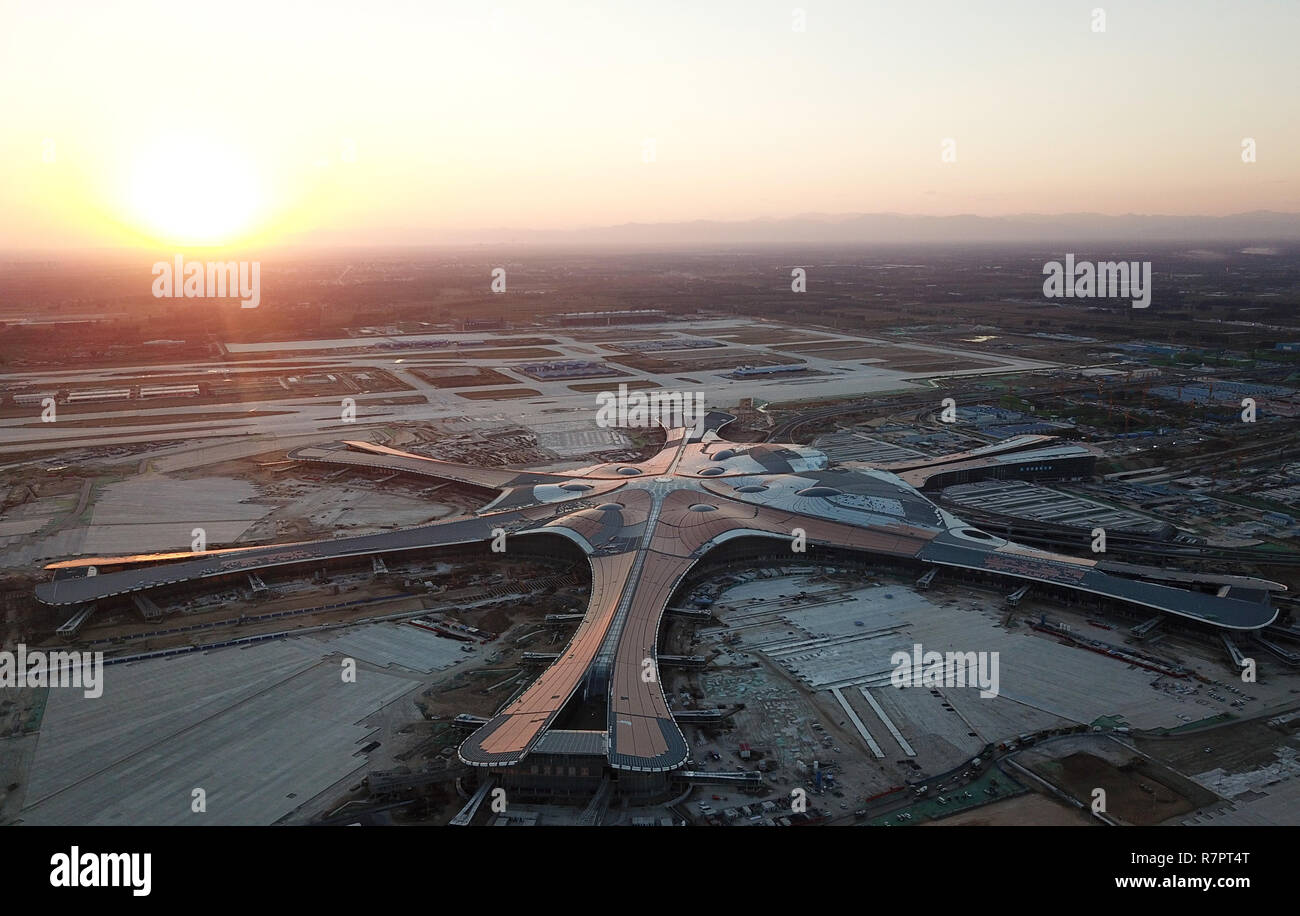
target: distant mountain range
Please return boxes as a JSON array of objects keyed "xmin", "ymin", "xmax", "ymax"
[{"xmin": 459, "ymin": 211, "xmax": 1300, "ymax": 247}]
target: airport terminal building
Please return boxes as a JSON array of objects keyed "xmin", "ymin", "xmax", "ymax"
[{"xmin": 32, "ymin": 423, "xmax": 1282, "ymax": 802}]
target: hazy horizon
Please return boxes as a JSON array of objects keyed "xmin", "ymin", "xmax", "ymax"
[{"xmin": 4, "ymin": 210, "xmax": 1300, "ymax": 258}]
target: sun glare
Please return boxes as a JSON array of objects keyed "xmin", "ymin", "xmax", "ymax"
[{"xmin": 128, "ymin": 136, "xmax": 262, "ymax": 246}]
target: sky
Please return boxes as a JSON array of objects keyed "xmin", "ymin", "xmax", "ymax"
[{"xmin": 1, "ymin": 0, "xmax": 1297, "ymax": 249}]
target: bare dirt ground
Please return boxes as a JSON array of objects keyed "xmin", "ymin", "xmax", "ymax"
[
  {"xmin": 1026, "ymin": 751, "xmax": 1197, "ymax": 825},
  {"xmin": 413, "ymin": 586, "xmax": 586, "ymax": 725},
  {"xmin": 1135, "ymin": 716, "xmax": 1300, "ymax": 777},
  {"xmin": 411, "ymin": 367, "xmax": 517, "ymax": 388},
  {"xmin": 924, "ymin": 792, "xmax": 1095, "ymax": 826}
]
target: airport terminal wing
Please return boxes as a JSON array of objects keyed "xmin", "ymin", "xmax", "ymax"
[
  {"xmin": 703, "ymin": 461, "xmax": 1279, "ymax": 631},
  {"xmin": 34, "ymin": 504, "xmax": 559, "ymax": 607},
  {"xmin": 459, "ymin": 490, "xmax": 692, "ymax": 773},
  {"xmin": 915, "ymin": 535, "xmax": 1278, "ymax": 630},
  {"xmin": 292, "ymin": 441, "xmax": 573, "ymax": 490},
  {"xmin": 457, "ymin": 549, "xmax": 647, "ymax": 769}
]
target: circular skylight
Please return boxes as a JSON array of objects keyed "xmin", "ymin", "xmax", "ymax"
[{"xmin": 796, "ymin": 486, "xmax": 842, "ymax": 497}]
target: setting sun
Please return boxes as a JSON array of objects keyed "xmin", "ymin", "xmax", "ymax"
[{"xmin": 127, "ymin": 135, "xmax": 262, "ymax": 246}]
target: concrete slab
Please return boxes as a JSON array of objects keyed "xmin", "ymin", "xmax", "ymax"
[
  {"xmin": 20, "ymin": 632, "xmax": 424, "ymax": 825},
  {"xmin": 315, "ymin": 622, "xmax": 474, "ymax": 674}
]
